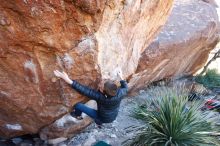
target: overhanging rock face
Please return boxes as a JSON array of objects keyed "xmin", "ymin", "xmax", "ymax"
[
  {"xmin": 0, "ymin": 0, "xmax": 173, "ymax": 138},
  {"xmin": 129, "ymin": 0, "xmax": 220, "ymax": 94}
]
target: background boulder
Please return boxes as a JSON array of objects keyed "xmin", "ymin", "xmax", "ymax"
[{"xmin": 129, "ymin": 0, "xmax": 220, "ymax": 94}]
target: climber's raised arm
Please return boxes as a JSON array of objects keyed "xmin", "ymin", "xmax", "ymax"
[
  {"xmin": 53, "ymin": 70, "xmax": 103, "ymax": 101},
  {"xmin": 116, "ymin": 69, "xmax": 128, "ymax": 96}
]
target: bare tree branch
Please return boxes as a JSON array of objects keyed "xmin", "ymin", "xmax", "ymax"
[{"xmin": 200, "ymin": 48, "xmax": 220, "ymax": 75}]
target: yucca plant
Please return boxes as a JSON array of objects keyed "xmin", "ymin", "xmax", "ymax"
[
  {"xmin": 126, "ymin": 86, "xmax": 219, "ymax": 146},
  {"xmin": 196, "ymin": 69, "xmax": 220, "ymax": 89}
]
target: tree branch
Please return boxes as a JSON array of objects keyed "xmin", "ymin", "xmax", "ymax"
[{"xmin": 200, "ymin": 48, "xmax": 220, "ymax": 75}]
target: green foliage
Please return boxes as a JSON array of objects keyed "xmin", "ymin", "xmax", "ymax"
[
  {"xmin": 196, "ymin": 69, "xmax": 220, "ymax": 89},
  {"xmin": 127, "ymin": 87, "xmax": 219, "ymax": 146}
]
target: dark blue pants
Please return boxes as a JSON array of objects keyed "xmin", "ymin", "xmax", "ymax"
[{"xmin": 74, "ymin": 103, "xmax": 102, "ymax": 125}]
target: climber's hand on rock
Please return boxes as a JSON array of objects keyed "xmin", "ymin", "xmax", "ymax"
[
  {"xmin": 117, "ymin": 68, "xmax": 123, "ymax": 80},
  {"xmin": 54, "ymin": 70, "xmax": 63, "ymax": 78},
  {"xmin": 54, "ymin": 70, "xmax": 73, "ymax": 85}
]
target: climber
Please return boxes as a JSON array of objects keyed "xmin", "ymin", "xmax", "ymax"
[{"xmin": 53, "ymin": 69, "xmax": 128, "ymax": 126}]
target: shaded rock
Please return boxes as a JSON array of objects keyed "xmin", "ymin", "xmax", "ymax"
[
  {"xmin": 129, "ymin": 0, "xmax": 220, "ymax": 94},
  {"xmin": 12, "ymin": 138, "xmax": 22, "ymax": 145},
  {"xmin": 19, "ymin": 140, "xmax": 34, "ymax": 146},
  {"xmin": 0, "ymin": 139, "xmax": 15, "ymax": 146},
  {"xmin": 39, "ymin": 100, "xmax": 97, "ymax": 144},
  {"xmin": 0, "ymin": 0, "xmax": 173, "ymax": 138},
  {"xmin": 191, "ymin": 83, "xmax": 209, "ymax": 94},
  {"xmin": 202, "ymin": 0, "xmax": 218, "ymax": 7}
]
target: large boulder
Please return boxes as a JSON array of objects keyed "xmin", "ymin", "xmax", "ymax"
[
  {"xmin": 0, "ymin": 0, "xmax": 173, "ymax": 138},
  {"xmin": 129, "ymin": 0, "xmax": 220, "ymax": 93}
]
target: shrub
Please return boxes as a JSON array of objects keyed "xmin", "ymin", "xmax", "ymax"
[
  {"xmin": 195, "ymin": 69, "xmax": 220, "ymax": 89},
  {"xmin": 126, "ymin": 86, "xmax": 219, "ymax": 146}
]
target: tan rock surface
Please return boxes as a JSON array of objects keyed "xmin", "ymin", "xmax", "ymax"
[
  {"xmin": 0, "ymin": 0, "xmax": 173, "ymax": 138},
  {"xmin": 96, "ymin": 0, "xmax": 174, "ymax": 80},
  {"xmin": 129, "ymin": 0, "xmax": 220, "ymax": 94}
]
